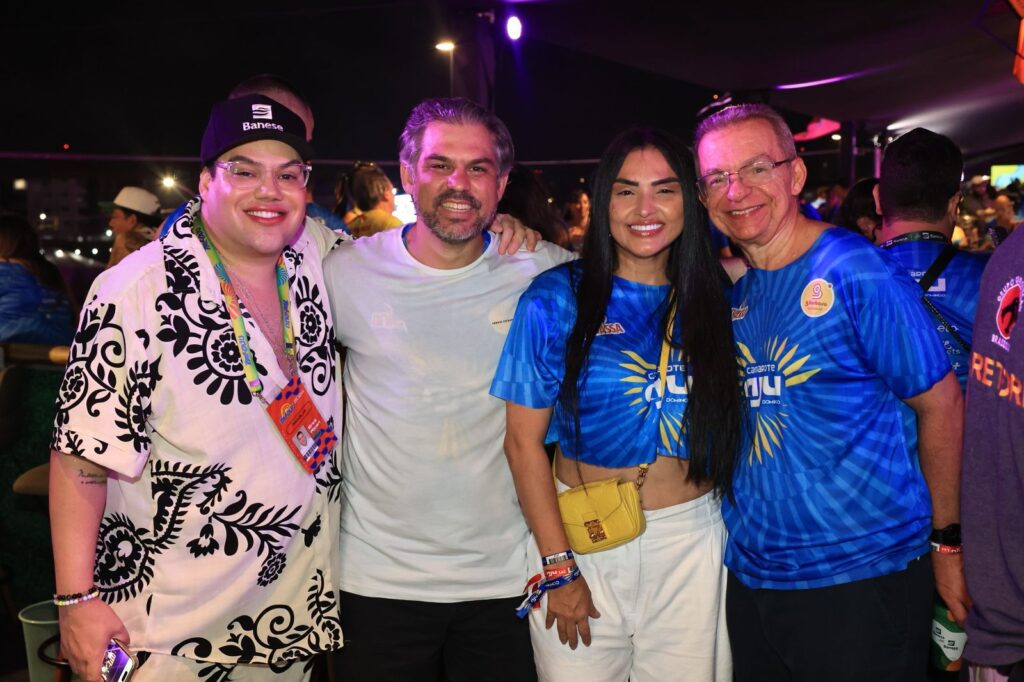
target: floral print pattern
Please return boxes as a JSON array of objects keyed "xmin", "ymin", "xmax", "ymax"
[{"xmin": 51, "ymin": 198, "xmax": 342, "ymax": 666}]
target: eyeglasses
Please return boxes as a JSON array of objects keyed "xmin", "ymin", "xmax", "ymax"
[
  {"xmin": 697, "ymin": 158, "xmax": 795, "ymax": 197},
  {"xmin": 213, "ymin": 161, "xmax": 312, "ymax": 191}
]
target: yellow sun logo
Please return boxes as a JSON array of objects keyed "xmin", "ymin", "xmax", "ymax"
[
  {"xmin": 619, "ymin": 349, "xmax": 686, "ymax": 451},
  {"xmin": 736, "ymin": 337, "xmax": 820, "ymax": 465}
]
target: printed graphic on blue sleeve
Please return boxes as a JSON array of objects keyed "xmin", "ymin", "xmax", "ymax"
[
  {"xmin": 723, "ymin": 228, "xmax": 949, "ymax": 590},
  {"xmin": 491, "ymin": 261, "xmax": 690, "ymax": 468},
  {"xmin": 883, "ymin": 238, "xmax": 988, "ymax": 392}
]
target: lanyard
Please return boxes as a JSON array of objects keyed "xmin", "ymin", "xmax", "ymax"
[
  {"xmin": 193, "ymin": 216, "xmax": 295, "ymax": 397},
  {"xmin": 657, "ymin": 300, "xmax": 677, "ymax": 393},
  {"xmin": 640, "ymin": 299, "xmax": 677, "ymax": 484},
  {"xmin": 879, "ymin": 231, "xmax": 947, "ymax": 250}
]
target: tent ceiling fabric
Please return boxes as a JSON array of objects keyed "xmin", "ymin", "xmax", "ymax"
[{"xmin": 521, "ymin": 0, "xmax": 1024, "ymax": 154}]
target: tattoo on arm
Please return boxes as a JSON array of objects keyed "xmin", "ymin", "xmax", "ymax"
[{"xmin": 76, "ymin": 469, "xmax": 107, "ymax": 485}]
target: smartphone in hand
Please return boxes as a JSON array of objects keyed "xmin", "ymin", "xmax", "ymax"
[{"xmin": 100, "ymin": 639, "xmax": 136, "ymax": 682}]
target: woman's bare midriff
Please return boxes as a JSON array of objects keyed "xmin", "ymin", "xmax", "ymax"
[{"xmin": 553, "ymin": 446, "xmax": 711, "ymax": 510}]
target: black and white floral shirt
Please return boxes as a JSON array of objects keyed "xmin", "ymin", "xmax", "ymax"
[{"xmin": 51, "ymin": 198, "xmax": 344, "ymax": 669}]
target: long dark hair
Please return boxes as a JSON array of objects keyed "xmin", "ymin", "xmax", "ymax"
[
  {"xmin": 558, "ymin": 128, "xmax": 743, "ymax": 498},
  {"xmin": 0, "ymin": 213, "xmax": 66, "ymax": 293}
]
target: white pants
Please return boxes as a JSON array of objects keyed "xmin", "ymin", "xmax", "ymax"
[{"xmin": 529, "ymin": 489, "xmax": 731, "ymax": 682}]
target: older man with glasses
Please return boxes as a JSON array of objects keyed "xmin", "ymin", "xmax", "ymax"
[
  {"xmin": 694, "ymin": 103, "xmax": 968, "ymax": 682},
  {"xmin": 48, "ymin": 94, "xmax": 346, "ymax": 681}
]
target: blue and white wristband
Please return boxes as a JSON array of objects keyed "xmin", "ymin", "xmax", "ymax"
[{"xmin": 515, "ymin": 565, "xmax": 582, "ymax": 618}]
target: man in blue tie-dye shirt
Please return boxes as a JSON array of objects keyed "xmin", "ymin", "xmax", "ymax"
[
  {"xmin": 694, "ymin": 104, "xmax": 968, "ymax": 682},
  {"xmin": 875, "ymin": 127, "xmax": 989, "ymax": 392}
]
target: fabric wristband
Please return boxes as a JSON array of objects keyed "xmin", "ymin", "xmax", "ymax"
[{"xmin": 515, "ymin": 566, "xmax": 582, "ymax": 619}]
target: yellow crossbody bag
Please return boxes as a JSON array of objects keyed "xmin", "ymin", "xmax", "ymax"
[
  {"xmin": 555, "ymin": 326, "xmax": 671, "ymax": 554},
  {"xmin": 556, "ymin": 463, "xmax": 650, "ymax": 554}
]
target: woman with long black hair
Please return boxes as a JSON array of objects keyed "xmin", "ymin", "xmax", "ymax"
[
  {"xmin": 491, "ymin": 128, "xmax": 742, "ymax": 680},
  {"xmin": 0, "ymin": 213, "xmax": 75, "ymax": 345}
]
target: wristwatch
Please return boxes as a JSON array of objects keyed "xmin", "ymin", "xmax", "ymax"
[{"xmin": 930, "ymin": 523, "xmax": 962, "ymax": 547}]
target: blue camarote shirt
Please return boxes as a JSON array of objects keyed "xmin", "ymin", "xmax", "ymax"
[
  {"xmin": 880, "ymin": 231, "xmax": 989, "ymax": 392},
  {"xmin": 491, "ymin": 261, "xmax": 690, "ymax": 467},
  {"xmin": 725, "ymin": 228, "xmax": 950, "ymax": 590}
]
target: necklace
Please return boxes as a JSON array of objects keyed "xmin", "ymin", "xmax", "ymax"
[
  {"xmin": 226, "ymin": 267, "xmax": 292, "ymax": 373},
  {"xmin": 233, "ymin": 276, "xmax": 275, "ymax": 332}
]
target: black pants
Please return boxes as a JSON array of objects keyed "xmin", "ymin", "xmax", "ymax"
[
  {"xmin": 727, "ymin": 554, "xmax": 933, "ymax": 682},
  {"xmin": 335, "ymin": 591, "xmax": 536, "ymax": 682}
]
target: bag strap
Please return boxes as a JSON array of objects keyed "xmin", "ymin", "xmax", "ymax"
[
  {"xmin": 635, "ymin": 323, "xmax": 673, "ymax": 491},
  {"xmin": 918, "ymin": 244, "xmax": 956, "ymax": 293},
  {"xmin": 917, "ymin": 245, "xmax": 971, "ymax": 353},
  {"xmin": 921, "ymin": 298, "xmax": 971, "ymax": 353}
]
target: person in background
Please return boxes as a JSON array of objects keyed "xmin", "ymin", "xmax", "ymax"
[
  {"xmin": 498, "ymin": 164, "xmax": 570, "ymax": 248},
  {"xmin": 492, "ymin": 127, "xmax": 740, "ymax": 680},
  {"xmin": 230, "ymin": 75, "xmax": 349, "ymax": 237},
  {"xmin": 834, "ymin": 177, "xmax": 882, "ymax": 244},
  {"xmin": 563, "ymin": 188, "xmax": 591, "ymax": 251},
  {"xmin": 0, "ymin": 213, "xmax": 75, "ymax": 345},
  {"xmin": 798, "ymin": 189, "xmax": 823, "ymax": 221},
  {"xmin": 694, "ymin": 103, "xmax": 967, "ymax": 682},
  {"xmin": 875, "ymin": 127, "xmax": 989, "ymax": 393},
  {"xmin": 984, "ymin": 194, "xmax": 1020, "ymax": 248},
  {"xmin": 102, "ymin": 186, "xmax": 161, "ymax": 268},
  {"xmin": 961, "ymin": 175, "xmax": 994, "ymax": 216},
  {"xmin": 336, "ymin": 163, "xmax": 403, "ymax": 238},
  {"xmin": 821, "ymin": 182, "xmax": 847, "ymax": 224}
]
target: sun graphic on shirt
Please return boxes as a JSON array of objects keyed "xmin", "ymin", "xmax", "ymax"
[
  {"xmin": 736, "ymin": 337, "xmax": 820, "ymax": 466},
  {"xmin": 618, "ymin": 349, "xmax": 686, "ymax": 451}
]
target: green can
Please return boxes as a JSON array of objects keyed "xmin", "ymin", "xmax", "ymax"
[{"xmin": 930, "ymin": 593, "xmax": 967, "ymax": 672}]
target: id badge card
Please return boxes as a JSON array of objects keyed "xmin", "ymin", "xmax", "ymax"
[{"xmin": 265, "ymin": 375, "xmax": 337, "ymax": 474}]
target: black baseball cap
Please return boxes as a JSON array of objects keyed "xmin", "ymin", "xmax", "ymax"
[{"xmin": 200, "ymin": 94, "xmax": 315, "ymax": 165}]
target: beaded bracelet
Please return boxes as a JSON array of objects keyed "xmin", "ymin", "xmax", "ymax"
[
  {"xmin": 53, "ymin": 586, "xmax": 100, "ymax": 607},
  {"xmin": 541, "ymin": 549, "xmax": 574, "ymax": 566}
]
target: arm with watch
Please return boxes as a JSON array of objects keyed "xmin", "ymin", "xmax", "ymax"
[{"xmin": 904, "ymin": 370, "xmax": 972, "ymax": 627}]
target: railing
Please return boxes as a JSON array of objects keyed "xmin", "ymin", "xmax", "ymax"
[{"xmin": 0, "ymin": 344, "xmax": 70, "ymax": 367}]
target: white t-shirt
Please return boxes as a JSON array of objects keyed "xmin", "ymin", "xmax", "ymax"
[{"xmin": 324, "ymin": 227, "xmax": 573, "ymax": 602}]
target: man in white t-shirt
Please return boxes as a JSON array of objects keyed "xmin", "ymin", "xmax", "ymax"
[{"xmin": 324, "ymin": 98, "xmax": 572, "ymax": 681}]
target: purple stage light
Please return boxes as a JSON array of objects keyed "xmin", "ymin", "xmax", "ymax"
[{"xmin": 506, "ymin": 16, "xmax": 522, "ymax": 41}]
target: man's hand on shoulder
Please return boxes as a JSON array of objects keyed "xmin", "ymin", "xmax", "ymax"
[{"xmin": 491, "ymin": 213, "xmax": 541, "ymax": 255}]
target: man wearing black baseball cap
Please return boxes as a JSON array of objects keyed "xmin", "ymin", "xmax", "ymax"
[{"xmin": 49, "ymin": 93, "xmax": 345, "ymax": 680}]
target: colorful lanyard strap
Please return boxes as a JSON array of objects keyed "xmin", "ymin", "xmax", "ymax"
[
  {"xmin": 879, "ymin": 230, "xmax": 947, "ymax": 249},
  {"xmin": 193, "ymin": 216, "xmax": 295, "ymax": 398}
]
